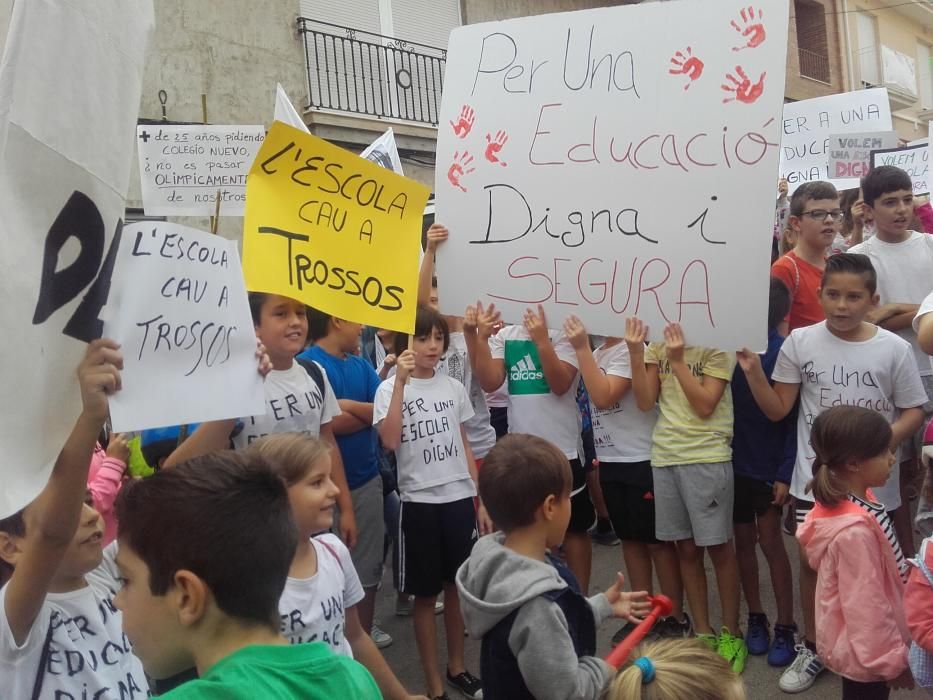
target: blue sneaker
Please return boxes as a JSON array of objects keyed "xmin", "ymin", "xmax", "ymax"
[
  {"xmin": 746, "ymin": 613, "xmax": 770, "ymax": 655},
  {"xmin": 768, "ymin": 623, "xmax": 798, "ymax": 667}
]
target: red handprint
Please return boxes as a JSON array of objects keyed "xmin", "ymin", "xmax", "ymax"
[
  {"xmin": 668, "ymin": 47, "xmax": 704, "ymax": 90},
  {"xmin": 731, "ymin": 6, "xmax": 766, "ymax": 51},
  {"xmin": 484, "ymin": 131, "xmax": 508, "ymax": 166},
  {"xmin": 449, "ymin": 105, "xmax": 475, "ymax": 139},
  {"xmin": 447, "ymin": 151, "xmax": 475, "ymax": 193},
  {"xmin": 721, "ymin": 66, "xmax": 766, "ymax": 104}
]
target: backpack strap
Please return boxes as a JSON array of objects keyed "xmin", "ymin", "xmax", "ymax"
[
  {"xmin": 314, "ymin": 536, "xmax": 344, "ymax": 572},
  {"xmin": 296, "ymin": 356, "xmax": 327, "ymax": 400},
  {"xmin": 787, "ymin": 253, "xmax": 800, "ymax": 296}
]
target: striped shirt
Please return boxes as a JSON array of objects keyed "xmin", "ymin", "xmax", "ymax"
[{"xmin": 848, "ymin": 493, "xmax": 908, "ymax": 583}]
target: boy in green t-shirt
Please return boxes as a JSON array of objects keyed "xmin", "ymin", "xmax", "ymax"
[{"xmin": 113, "ymin": 451, "xmax": 379, "ymax": 699}]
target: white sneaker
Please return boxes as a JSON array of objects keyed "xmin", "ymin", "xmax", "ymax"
[
  {"xmin": 370, "ymin": 623, "xmax": 393, "ymax": 649},
  {"xmin": 395, "ymin": 595, "xmax": 445, "ymax": 616},
  {"xmin": 778, "ymin": 644, "xmax": 825, "ymax": 693}
]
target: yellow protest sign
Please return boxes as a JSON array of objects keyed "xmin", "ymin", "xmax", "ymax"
[{"xmin": 243, "ymin": 121, "xmax": 429, "ymax": 333}]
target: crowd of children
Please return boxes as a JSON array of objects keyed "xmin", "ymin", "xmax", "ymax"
[{"xmin": 1, "ymin": 162, "xmax": 933, "ymax": 700}]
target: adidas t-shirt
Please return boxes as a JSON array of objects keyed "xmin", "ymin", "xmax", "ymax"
[
  {"xmin": 438, "ymin": 332, "xmax": 497, "ymax": 459},
  {"xmin": 591, "ymin": 342, "xmax": 657, "ymax": 463},
  {"xmin": 232, "ymin": 361, "xmax": 340, "ymax": 449},
  {"xmin": 488, "ymin": 325, "xmax": 581, "ymax": 459},
  {"xmin": 279, "ymin": 534, "xmax": 365, "ymax": 657}
]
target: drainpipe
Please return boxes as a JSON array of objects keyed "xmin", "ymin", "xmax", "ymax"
[{"xmin": 839, "ymin": 0, "xmax": 855, "ymax": 90}]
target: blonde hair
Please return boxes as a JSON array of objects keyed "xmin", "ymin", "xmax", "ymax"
[
  {"xmin": 604, "ymin": 639, "xmax": 745, "ymax": 700},
  {"xmin": 246, "ymin": 433, "xmax": 331, "ymax": 486},
  {"xmin": 779, "ymin": 225, "xmax": 796, "ymax": 255}
]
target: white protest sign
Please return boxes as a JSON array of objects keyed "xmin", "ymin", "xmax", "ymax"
[
  {"xmin": 104, "ymin": 222, "xmax": 264, "ymax": 432},
  {"xmin": 435, "ymin": 0, "xmax": 789, "ymax": 350},
  {"xmin": 136, "ymin": 124, "xmax": 265, "ymax": 216},
  {"xmin": 827, "ymin": 130, "xmax": 897, "ymax": 180},
  {"xmin": 780, "ymin": 88, "xmax": 892, "ymax": 193},
  {"xmin": 361, "ymin": 128, "xmax": 405, "ymax": 175},
  {"xmin": 0, "ymin": 0, "xmax": 153, "ymax": 519},
  {"xmin": 871, "ymin": 143, "xmax": 930, "ymax": 196},
  {"xmin": 274, "ymin": 83, "xmax": 310, "ymax": 133}
]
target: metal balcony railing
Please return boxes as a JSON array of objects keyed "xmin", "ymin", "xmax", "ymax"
[
  {"xmin": 298, "ymin": 18, "xmax": 446, "ymax": 127},
  {"xmin": 798, "ymin": 47, "xmax": 831, "ymax": 83}
]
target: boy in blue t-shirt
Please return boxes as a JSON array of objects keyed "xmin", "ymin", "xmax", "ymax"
[{"xmin": 299, "ymin": 309, "xmax": 384, "ymax": 637}]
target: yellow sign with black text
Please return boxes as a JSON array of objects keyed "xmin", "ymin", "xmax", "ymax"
[{"xmin": 243, "ymin": 122, "xmax": 428, "ymax": 333}]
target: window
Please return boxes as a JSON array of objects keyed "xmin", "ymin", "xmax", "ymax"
[
  {"xmin": 918, "ymin": 43, "xmax": 932, "ymax": 108},
  {"xmin": 856, "ymin": 12, "xmax": 881, "ymax": 86},
  {"xmin": 794, "ymin": 0, "xmax": 830, "ymax": 83}
]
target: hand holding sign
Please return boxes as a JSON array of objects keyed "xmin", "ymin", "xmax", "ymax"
[{"xmin": 79, "ymin": 339, "xmax": 124, "ymax": 423}]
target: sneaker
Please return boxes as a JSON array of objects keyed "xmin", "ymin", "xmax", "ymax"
[
  {"xmin": 588, "ymin": 520, "xmax": 621, "ymax": 546},
  {"xmin": 746, "ymin": 612, "xmax": 771, "ymax": 655},
  {"xmin": 611, "ymin": 620, "xmax": 640, "ymax": 645},
  {"xmin": 395, "ymin": 595, "xmax": 444, "ymax": 616},
  {"xmin": 768, "ymin": 623, "xmax": 798, "ymax": 667},
  {"xmin": 696, "ymin": 631, "xmax": 718, "ymax": 651},
  {"xmin": 370, "ymin": 624, "xmax": 393, "ymax": 649},
  {"xmin": 446, "ymin": 670, "xmax": 483, "ymax": 699},
  {"xmin": 778, "ymin": 644, "xmax": 825, "ymax": 693},
  {"xmin": 653, "ymin": 613, "xmax": 693, "ymax": 638},
  {"xmin": 717, "ymin": 627, "xmax": 749, "ymax": 674}
]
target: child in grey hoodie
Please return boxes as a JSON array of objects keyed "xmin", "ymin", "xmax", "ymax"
[{"xmin": 456, "ymin": 434, "xmax": 650, "ymax": 700}]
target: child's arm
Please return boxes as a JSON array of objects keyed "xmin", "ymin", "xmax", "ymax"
[
  {"xmin": 890, "ymin": 407, "xmax": 924, "ymax": 448},
  {"xmin": 471, "ymin": 302, "xmax": 507, "ymax": 393},
  {"xmin": 524, "ymin": 305, "xmax": 575, "ymax": 396},
  {"xmin": 320, "ymin": 424, "xmax": 357, "ymax": 548},
  {"xmin": 4, "ymin": 339, "xmax": 121, "ymax": 645},
  {"xmin": 462, "ymin": 305, "xmax": 481, "ymax": 375},
  {"xmin": 417, "ymin": 223, "xmax": 447, "ymax": 306},
  {"xmin": 462, "ymin": 425, "xmax": 492, "ymax": 534},
  {"xmin": 330, "ymin": 400, "xmax": 371, "ymax": 435},
  {"xmin": 920, "ymin": 310, "xmax": 933, "ymax": 355},
  {"xmin": 377, "ymin": 350, "xmax": 414, "ymax": 451},
  {"xmin": 564, "ymin": 316, "xmax": 629, "ymax": 409},
  {"xmin": 344, "ymin": 605, "xmax": 427, "ymax": 700},
  {"xmin": 662, "ymin": 324, "xmax": 728, "ymax": 419},
  {"xmin": 735, "ymin": 350, "xmax": 800, "ymax": 421},
  {"xmin": 624, "ymin": 318, "xmax": 660, "ymax": 412},
  {"xmin": 87, "ymin": 436, "xmax": 128, "ymax": 516},
  {"xmin": 162, "ymin": 418, "xmax": 237, "ymax": 468},
  {"xmin": 869, "ymin": 303, "xmax": 921, "ymax": 331}
]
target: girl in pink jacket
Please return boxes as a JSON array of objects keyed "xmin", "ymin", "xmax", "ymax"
[{"xmin": 797, "ymin": 406, "xmax": 914, "ymax": 699}]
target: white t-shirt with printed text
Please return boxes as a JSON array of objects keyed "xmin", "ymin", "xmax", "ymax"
[
  {"xmin": 0, "ymin": 543, "xmax": 148, "ymax": 700},
  {"xmin": 279, "ymin": 534, "xmax": 365, "ymax": 658},
  {"xmin": 438, "ymin": 332, "xmax": 497, "ymax": 460},
  {"xmin": 232, "ymin": 361, "xmax": 340, "ymax": 449},
  {"xmin": 914, "ymin": 291, "xmax": 933, "ymax": 376},
  {"xmin": 591, "ymin": 342, "xmax": 657, "ymax": 463},
  {"xmin": 489, "ymin": 325, "xmax": 581, "ymax": 459},
  {"xmin": 373, "ymin": 372, "xmax": 476, "ymax": 503},
  {"xmin": 772, "ymin": 323, "xmax": 928, "ymax": 507},
  {"xmin": 849, "ymin": 231, "xmax": 933, "ymax": 377}
]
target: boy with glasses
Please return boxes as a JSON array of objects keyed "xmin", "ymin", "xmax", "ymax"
[{"xmin": 771, "ymin": 182, "xmax": 842, "ymax": 332}]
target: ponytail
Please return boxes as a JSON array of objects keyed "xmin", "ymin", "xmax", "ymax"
[{"xmin": 806, "ymin": 463, "xmax": 848, "ymax": 507}]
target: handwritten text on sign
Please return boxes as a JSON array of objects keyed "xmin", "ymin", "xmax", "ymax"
[
  {"xmin": 104, "ymin": 222, "xmax": 264, "ymax": 432},
  {"xmin": 827, "ymin": 130, "xmax": 897, "ymax": 180},
  {"xmin": 871, "ymin": 143, "xmax": 930, "ymax": 196},
  {"xmin": 435, "ymin": 1, "xmax": 790, "ymax": 350},
  {"xmin": 242, "ymin": 122, "xmax": 429, "ymax": 334},
  {"xmin": 136, "ymin": 125, "xmax": 265, "ymax": 216},
  {"xmin": 779, "ymin": 88, "xmax": 892, "ymax": 194}
]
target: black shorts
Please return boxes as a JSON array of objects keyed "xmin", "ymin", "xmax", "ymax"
[
  {"xmin": 568, "ymin": 458, "xmax": 596, "ymax": 533},
  {"xmin": 733, "ymin": 474, "xmax": 779, "ymax": 524},
  {"xmin": 399, "ymin": 497, "xmax": 477, "ymax": 597},
  {"xmin": 600, "ymin": 461, "xmax": 658, "ymax": 543}
]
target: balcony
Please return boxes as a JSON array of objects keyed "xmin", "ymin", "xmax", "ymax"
[
  {"xmin": 798, "ymin": 47, "xmax": 831, "ymax": 83},
  {"xmin": 298, "ymin": 18, "xmax": 446, "ymax": 128}
]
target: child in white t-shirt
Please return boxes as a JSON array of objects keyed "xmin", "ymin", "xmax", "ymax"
[
  {"xmin": 248, "ymin": 433, "xmax": 422, "ymax": 700},
  {"xmin": 738, "ymin": 253, "xmax": 927, "ymax": 693},
  {"xmin": 0, "ymin": 340, "xmax": 149, "ymax": 700},
  {"xmin": 374, "ymin": 305, "xmax": 490, "ymax": 700}
]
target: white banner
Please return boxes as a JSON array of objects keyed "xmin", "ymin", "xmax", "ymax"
[
  {"xmin": 361, "ymin": 128, "xmax": 404, "ymax": 175},
  {"xmin": 274, "ymin": 82, "xmax": 310, "ymax": 133},
  {"xmin": 0, "ymin": 0, "xmax": 153, "ymax": 518},
  {"xmin": 105, "ymin": 222, "xmax": 264, "ymax": 432},
  {"xmin": 871, "ymin": 143, "xmax": 930, "ymax": 196},
  {"xmin": 435, "ymin": 0, "xmax": 789, "ymax": 350},
  {"xmin": 827, "ymin": 130, "xmax": 898, "ymax": 180},
  {"xmin": 779, "ymin": 88, "xmax": 892, "ymax": 193},
  {"xmin": 137, "ymin": 124, "xmax": 265, "ymax": 216}
]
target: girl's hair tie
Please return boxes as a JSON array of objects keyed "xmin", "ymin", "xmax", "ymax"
[{"xmin": 634, "ymin": 656, "xmax": 655, "ymax": 684}]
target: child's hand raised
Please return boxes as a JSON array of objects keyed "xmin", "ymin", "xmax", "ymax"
[
  {"xmin": 475, "ymin": 301, "xmax": 502, "ymax": 341},
  {"xmin": 663, "ymin": 323, "xmax": 686, "ymax": 363},
  {"xmin": 463, "ymin": 304, "xmax": 478, "ymax": 334},
  {"xmin": 523, "ymin": 304, "xmax": 549, "ymax": 346},
  {"xmin": 395, "ymin": 349, "xmax": 416, "ymax": 383},
  {"xmin": 106, "ymin": 433, "xmax": 130, "ymax": 463},
  {"xmin": 735, "ymin": 348, "xmax": 762, "ymax": 374},
  {"xmin": 563, "ymin": 315, "xmax": 589, "ymax": 350},
  {"xmin": 78, "ymin": 339, "xmax": 123, "ymax": 422},
  {"xmin": 255, "ymin": 339, "xmax": 273, "ymax": 378},
  {"xmin": 604, "ymin": 572, "xmax": 651, "ymax": 624},
  {"xmin": 425, "ymin": 223, "xmax": 449, "ymax": 252},
  {"xmin": 624, "ymin": 318, "xmax": 647, "ymax": 355}
]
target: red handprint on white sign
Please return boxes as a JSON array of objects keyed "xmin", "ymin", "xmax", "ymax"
[
  {"xmin": 721, "ymin": 66, "xmax": 766, "ymax": 104},
  {"xmin": 668, "ymin": 47, "xmax": 704, "ymax": 90},
  {"xmin": 449, "ymin": 105, "xmax": 475, "ymax": 139},
  {"xmin": 731, "ymin": 6, "xmax": 766, "ymax": 51},
  {"xmin": 484, "ymin": 131, "xmax": 508, "ymax": 166},
  {"xmin": 447, "ymin": 151, "xmax": 475, "ymax": 193}
]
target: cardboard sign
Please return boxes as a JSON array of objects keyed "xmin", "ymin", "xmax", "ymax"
[
  {"xmin": 871, "ymin": 143, "xmax": 930, "ymax": 196},
  {"xmin": 827, "ymin": 130, "xmax": 897, "ymax": 180},
  {"xmin": 434, "ymin": 1, "xmax": 789, "ymax": 350},
  {"xmin": 136, "ymin": 124, "xmax": 265, "ymax": 216},
  {"xmin": 242, "ymin": 122, "xmax": 429, "ymax": 333},
  {"xmin": 780, "ymin": 88, "xmax": 892, "ymax": 193},
  {"xmin": 104, "ymin": 222, "xmax": 265, "ymax": 432},
  {"xmin": 0, "ymin": 0, "xmax": 153, "ymax": 519}
]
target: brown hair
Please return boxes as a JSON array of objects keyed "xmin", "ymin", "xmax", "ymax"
[
  {"xmin": 807, "ymin": 405, "xmax": 892, "ymax": 506},
  {"xmin": 606, "ymin": 639, "xmax": 745, "ymax": 700},
  {"xmin": 393, "ymin": 304, "xmax": 450, "ymax": 355},
  {"xmin": 479, "ymin": 434, "xmax": 572, "ymax": 531},
  {"xmin": 247, "ymin": 433, "xmax": 331, "ymax": 486}
]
